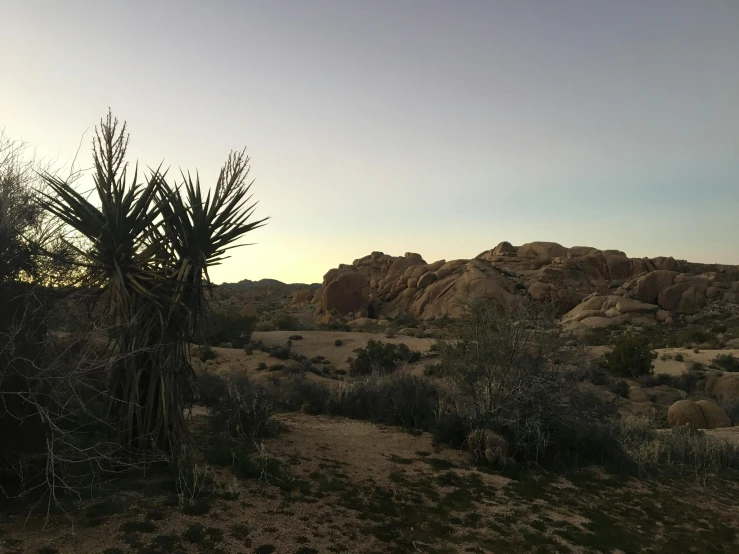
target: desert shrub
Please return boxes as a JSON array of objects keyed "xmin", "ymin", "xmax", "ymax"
[
  {"xmin": 273, "ymin": 313, "xmax": 301, "ymax": 331},
  {"xmin": 256, "ymin": 362, "xmax": 267, "ymax": 370},
  {"xmin": 317, "ymin": 320, "xmax": 350, "ymax": 332},
  {"xmin": 196, "ymin": 371, "xmax": 228, "ymax": 407},
  {"xmin": 196, "ymin": 345, "xmax": 217, "ymax": 362},
  {"xmin": 311, "ymin": 355, "xmax": 325, "ymax": 363},
  {"xmin": 208, "ymin": 376, "xmax": 277, "ymax": 440},
  {"xmin": 349, "ymin": 340, "xmax": 399, "ymax": 376},
  {"xmin": 255, "ymin": 321, "xmax": 276, "ymax": 332},
  {"xmin": 712, "ymin": 353, "xmax": 739, "ymax": 372},
  {"xmin": 691, "ymin": 361, "xmax": 705, "ymax": 371},
  {"xmin": 202, "ymin": 310, "xmax": 255, "ymax": 347},
  {"xmin": 424, "ymin": 363, "xmax": 443, "ymax": 377},
  {"xmin": 467, "ymin": 429, "xmax": 510, "ymax": 467},
  {"xmin": 384, "ymin": 328, "xmax": 397, "ymax": 338},
  {"xmin": 288, "ymin": 334, "xmax": 303, "ymax": 341},
  {"xmin": 621, "ymin": 416, "xmax": 739, "ymax": 476},
  {"xmin": 581, "ymin": 327, "xmax": 612, "ymax": 346},
  {"xmin": 610, "ymin": 380, "xmax": 630, "ymax": 399},
  {"xmin": 348, "ymin": 340, "xmax": 421, "ymax": 376},
  {"xmin": 436, "ymin": 296, "xmax": 623, "ymax": 466},
  {"xmin": 666, "ymin": 328, "xmax": 718, "ymax": 349},
  {"xmin": 273, "ymin": 375, "xmax": 331, "ymax": 414},
  {"xmin": 268, "ymin": 364, "xmax": 285, "ymax": 371},
  {"xmin": 269, "ymin": 345, "xmax": 291, "ymax": 360},
  {"xmin": 243, "ymin": 339, "xmax": 263, "ymax": 355},
  {"xmin": 637, "ymin": 372, "xmax": 701, "ymax": 395},
  {"xmin": 674, "ymin": 353, "xmax": 684, "ymax": 362},
  {"xmin": 396, "ymin": 342, "xmax": 422, "ymax": 363},
  {"xmin": 392, "ymin": 313, "xmax": 419, "ymax": 328},
  {"xmin": 329, "ymin": 374, "xmax": 440, "ymax": 431},
  {"xmin": 334, "ymin": 339, "xmax": 342, "ymax": 346},
  {"xmin": 600, "ymin": 332, "xmax": 656, "ymax": 378}
]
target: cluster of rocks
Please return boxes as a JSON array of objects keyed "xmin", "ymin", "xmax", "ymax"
[{"xmin": 288, "ymin": 241, "xmax": 739, "ymax": 328}]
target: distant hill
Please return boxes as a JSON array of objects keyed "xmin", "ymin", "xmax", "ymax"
[{"xmin": 219, "ymin": 278, "xmax": 319, "ymax": 291}]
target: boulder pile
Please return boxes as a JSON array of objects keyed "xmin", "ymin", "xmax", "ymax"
[{"xmin": 297, "ymin": 241, "xmax": 739, "ymax": 326}]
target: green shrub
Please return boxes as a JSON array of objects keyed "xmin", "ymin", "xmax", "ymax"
[
  {"xmin": 334, "ymin": 339, "xmax": 342, "ymax": 346},
  {"xmin": 273, "ymin": 313, "xmax": 300, "ymax": 331},
  {"xmin": 243, "ymin": 339, "xmax": 263, "ymax": 355},
  {"xmin": 317, "ymin": 321, "xmax": 350, "ymax": 332},
  {"xmin": 348, "ymin": 340, "xmax": 422, "ymax": 376},
  {"xmin": 256, "ymin": 362, "xmax": 267, "ymax": 370},
  {"xmin": 610, "ymin": 380, "xmax": 630, "ymax": 399},
  {"xmin": 600, "ymin": 332, "xmax": 656, "ymax": 378},
  {"xmin": 202, "ymin": 310, "xmax": 255, "ymax": 347},
  {"xmin": 196, "ymin": 345, "xmax": 217, "ymax": 362},
  {"xmin": 712, "ymin": 353, "xmax": 739, "ymax": 372},
  {"xmin": 666, "ymin": 328, "xmax": 718, "ymax": 348},
  {"xmin": 196, "ymin": 371, "xmax": 228, "ymax": 407},
  {"xmin": 674, "ymin": 353, "xmax": 684, "ymax": 362},
  {"xmin": 269, "ymin": 345, "xmax": 291, "ymax": 360},
  {"xmin": 288, "ymin": 334, "xmax": 303, "ymax": 341},
  {"xmin": 329, "ymin": 374, "xmax": 440, "ymax": 430},
  {"xmin": 581, "ymin": 327, "xmax": 612, "ymax": 346}
]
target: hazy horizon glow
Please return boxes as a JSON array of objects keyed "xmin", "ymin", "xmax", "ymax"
[{"xmin": 2, "ymin": 1, "xmax": 738, "ymax": 283}]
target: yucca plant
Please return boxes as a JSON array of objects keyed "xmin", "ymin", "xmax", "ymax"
[{"xmin": 39, "ymin": 111, "xmax": 268, "ymax": 456}]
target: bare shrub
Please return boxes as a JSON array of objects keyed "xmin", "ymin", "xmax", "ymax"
[
  {"xmin": 467, "ymin": 429, "xmax": 510, "ymax": 467},
  {"xmin": 436, "ymin": 295, "xmax": 622, "ymax": 466}
]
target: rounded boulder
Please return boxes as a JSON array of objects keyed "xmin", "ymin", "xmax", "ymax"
[{"xmin": 667, "ymin": 399, "xmax": 707, "ymax": 429}]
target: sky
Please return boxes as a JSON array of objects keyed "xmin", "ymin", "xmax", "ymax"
[{"xmin": 2, "ymin": 0, "xmax": 738, "ymax": 284}]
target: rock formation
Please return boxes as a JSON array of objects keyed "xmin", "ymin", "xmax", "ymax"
[{"xmin": 296, "ymin": 241, "xmax": 739, "ymax": 326}]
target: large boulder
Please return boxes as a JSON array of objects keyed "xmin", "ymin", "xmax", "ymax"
[
  {"xmin": 657, "ymin": 278, "xmax": 710, "ymax": 313},
  {"xmin": 517, "ymin": 241, "xmax": 569, "ymax": 259},
  {"xmin": 667, "ymin": 400, "xmax": 707, "ymax": 429},
  {"xmin": 694, "ymin": 400, "xmax": 731, "ymax": 429},
  {"xmin": 322, "ymin": 271, "xmax": 370, "ymax": 315},
  {"xmin": 635, "ymin": 270, "xmax": 678, "ymax": 304}
]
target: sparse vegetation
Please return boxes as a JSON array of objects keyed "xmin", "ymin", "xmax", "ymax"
[
  {"xmin": 713, "ymin": 353, "xmax": 739, "ymax": 372},
  {"xmin": 600, "ymin": 331, "xmax": 657, "ymax": 378}
]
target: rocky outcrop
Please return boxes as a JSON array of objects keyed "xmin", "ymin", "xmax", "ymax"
[{"xmin": 301, "ymin": 241, "xmax": 739, "ymax": 323}]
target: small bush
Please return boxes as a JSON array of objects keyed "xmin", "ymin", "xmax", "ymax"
[
  {"xmin": 255, "ymin": 321, "xmax": 276, "ymax": 332},
  {"xmin": 610, "ymin": 380, "xmax": 630, "ymax": 399},
  {"xmin": 289, "ymin": 335, "xmax": 303, "ymax": 341},
  {"xmin": 581, "ymin": 327, "xmax": 611, "ymax": 346},
  {"xmin": 666, "ymin": 328, "xmax": 718, "ymax": 349},
  {"xmin": 202, "ymin": 310, "xmax": 255, "ymax": 347},
  {"xmin": 601, "ymin": 332, "xmax": 656, "ymax": 378},
  {"xmin": 674, "ymin": 353, "xmax": 684, "ymax": 362},
  {"xmin": 256, "ymin": 362, "xmax": 267, "ymax": 370},
  {"xmin": 273, "ymin": 314, "xmax": 300, "ymax": 331},
  {"xmin": 317, "ymin": 320, "xmax": 350, "ymax": 332},
  {"xmin": 208, "ymin": 376, "xmax": 277, "ymax": 440},
  {"xmin": 334, "ymin": 339, "xmax": 342, "ymax": 346},
  {"xmin": 196, "ymin": 371, "xmax": 228, "ymax": 407},
  {"xmin": 712, "ymin": 353, "xmax": 739, "ymax": 372},
  {"xmin": 349, "ymin": 340, "xmax": 422, "ymax": 376},
  {"xmin": 243, "ymin": 339, "xmax": 263, "ymax": 355},
  {"xmin": 396, "ymin": 342, "xmax": 422, "ymax": 363},
  {"xmin": 269, "ymin": 345, "xmax": 291, "ymax": 360},
  {"xmin": 467, "ymin": 429, "xmax": 510, "ymax": 467},
  {"xmin": 329, "ymin": 374, "xmax": 440, "ymax": 430},
  {"xmin": 195, "ymin": 344, "xmax": 217, "ymax": 362}
]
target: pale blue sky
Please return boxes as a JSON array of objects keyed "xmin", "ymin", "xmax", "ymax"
[{"xmin": 2, "ymin": 0, "xmax": 738, "ymax": 283}]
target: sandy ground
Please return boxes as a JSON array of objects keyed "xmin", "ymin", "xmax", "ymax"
[{"xmin": 652, "ymin": 347, "xmax": 739, "ymax": 376}]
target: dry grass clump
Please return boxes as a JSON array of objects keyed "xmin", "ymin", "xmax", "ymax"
[
  {"xmin": 620, "ymin": 414, "xmax": 739, "ymax": 479},
  {"xmin": 467, "ymin": 429, "xmax": 510, "ymax": 467}
]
